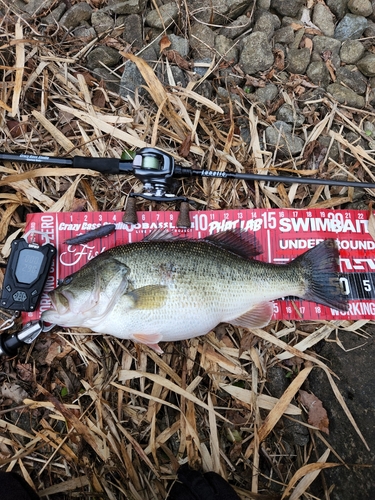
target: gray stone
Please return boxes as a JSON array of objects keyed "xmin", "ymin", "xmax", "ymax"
[
  {"xmin": 327, "ymin": 83, "xmax": 365, "ymax": 108},
  {"xmin": 276, "ymin": 103, "xmax": 305, "ymax": 126},
  {"xmin": 123, "ymin": 14, "xmax": 143, "ymax": 49},
  {"xmin": 336, "ymin": 66, "xmax": 368, "ymax": 94},
  {"xmin": 265, "ymin": 121, "xmax": 305, "ymax": 156},
  {"xmin": 348, "ymin": 0, "xmax": 373, "ymax": 16},
  {"xmin": 93, "ymin": 67, "xmax": 121, "ymax": 94},
  {"xmin": 73, "ymin": 25, "xmax": 96, "ymax": 39},
  {"xmin": 306, "ymin": 61, "xmax": 331, "ymax": 88},
  {"xmin": 313, "ymin": 3, "xmax": 336, "ymax": 37},
  {"xmin": 271, "ymin": 0, "xmax": 305, "ymax": 17},
  {"xmin": 91, "ymin": 11, "xmax": 115, "ymax": 36},
  {"xmin": 334, "ymin": 14, "xmax": 368, "ymax": 41},
  {"xmin": 312, "ymin": 36, "xmax": 342, "ymax": 69},
  {"xmin": 104, "ymin": 0, "xmax": 146, "ymax": 15},
  {"xmin": 169, "ymin": 34, "xmax": 190, "ymax": 58},
  {"xmin": 255, "ymin": 83, "xmax": 279, "ymax": 104},
  {"xmin": 192, "ymin": 58, "xmax": 213, "ymax": 76},
  {"xmin": 59, "ymin": 3, "xmax": 93, "ymax": 31},
  {"xmin": 145, "ymin": 2, "xmax": 179, "ymax": 29},
  {"xmin": 240, "ymin": 32, "xmax": 274, "ymax": 75},
  {"xmin": 257, "ymin": 0, "xmax": 271, "ymax": 8},
  {"xmin": 86, "ymin": 46, "xmax": 121, "ymax": 70},
  {"xmin": 170, "ymin": 66, "xmax": 188, "ymax": 87},
  {"xmin": 286, "ymin": 48, "xmax": 311, "ymax": 74},
  {"xmin": 120, "ymin": 61, "xmax": 146, "ymax": 98},
  {"xmin": 340, "ymin": 40, "xmax": 366, "ymax": 63},
  {"xmin": 186, "ymin": 0, "xmax": 249, "ymax": 24},
  {"xmin": 253, "ymin": 10, "xmax": 280, "ymax": 40},
  {"xmin": 357, "ymin": 53, "xmax": 375, "ymax": 76},
  {"xmin": 190, "ymin": 23, "xmax": 215, "ymax": 59},
  {"xmin": 273, "ymin": 26, "xmax": 295, "ymax": 44},
  {"xmin": 23, "ymin": 0, "xmax": 54, "ymax": 15},
  {"xmin": 326, "ymin": 0, "xmax": 350, "ymax": 19},
  {"xmin": 41, "ymin": 3, "xmax": 66, "ymax": 24},
  {"xmin": 218, "ymin": 15, "xmax": 253, "ymax": 39},
  {"xmin": 214, "ymin": 35, "xmax": 239, "ymax": 63}
]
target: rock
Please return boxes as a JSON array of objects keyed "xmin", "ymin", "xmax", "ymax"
[
  {"xmin": 93, "ymin": 67, "xmax": 121, "ymax": 94},
  {"xmin": 312, "ymin": 36, "xmax": 342, "ymax": 69},
  {"xmin": 286, "ymin": 48, "xmax": 311, "ymax": 74},
  {"xmin": 347, "ymin": 0, "xmax": 373, "ymax": 16},
  {"xmin": 86, "ymin": 46, "xmax": 121, "ymax": 69},
  {"xmin": 271, "ymin": 0, "xmax": 305, "ymax": 17},
  {"xmin": 357, "ymin": 53, "xmax": 375, "ymax": 76},
  {"xmin": 334, "ymin": 14, "xmax": 369, "ymax": 41},
  {"xmin": 73, "ymin": 25, "xmax": 96, "ymax": 39},
  {"xmin": 253, "ymin": 10, "xmax": 281, "ymax": 40},
  {"xmin": 240, "ymin": 31, "xmax": 274, "ymax": 75},
  {"xmin": 326, "ymin": 0, "xmax": 350, "ymax": 19},
  {"xmin": 327, "ymin": 83, "xmax": 365, "ymax": 108},
  {"xmin": 276, "ymin": 103, "xmax": 305, "ymax": 126},
  {"xmin": 23, "ymin": 0, "xmax": 55, "ymax": 15},
  {"xmin": 192, "ymin": 58, "xmax": 213, "ymax": 76},
  {"xmin": 41, "ymin": 3, "xmax": 66, "ymax": 25},
  {"xmin": 312, "ymin": 3, "xmax": 335, "ymax": 37},
  {"xmin": 186, "ymin": 0, "xmax": 249, "ymax": 24},
  {"xmin": 170, "ymin": 66, "xmax": 188, "ymax": 87},
  {"xmin": 255, "ymin": 83, "xmax": 279, "ymax": 104},
  {"xmin": 265, "ymin": 121, "xmax": 305, "ymax": 156},
  {"xmin": 123, "ymin": 14, "xmax": 143, "ymax": 49},
  {"xmin": 59, "ymin": 3, "xmax": 93, "ymax": 31},
  {"xmin": 190, "ymin": 23, "xmax": 215, "ymax": 59},
  {"xmin": 306, "ymin": 61, "xmax": 331, "ymax": 88},
  {"xmin": 218, "ymin": 15, "xmax": 252, "ymax": 39},
  {"xmin": 104, "ymin": 0, "xmax": 146, "ymax": 15},
  {"xmin": 91, "ymin": 11, "xmax": 115, "ymax": 36},
  {"xmin": 214, "ymin": 35, "xmax": 239, "ymax": 63},
  {"xmin": 119, "ymin": 61, "xmax": 145, "ymax": 98},
  {"xmin": 336, "ymin": 66, "xmax": 368, "ymax": 94},
  {"xmin": 145, "ymin": 2, "xmax": 179, "ymax": 29},
  {"xmin": 273, "ymin": 26, "xmax": 295, "ymax": 44},
  {"xmin": 340, "ymin": 40, "xmax": 366, "ymax": 64},
  {"xmin": 168, "ymin": 34, "xmax": 190, "ymax": 58}
]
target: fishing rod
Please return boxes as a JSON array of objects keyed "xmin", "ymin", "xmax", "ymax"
[{"xmin": 2, "ymin": 147, "xmax": 374, "ymax": 191}]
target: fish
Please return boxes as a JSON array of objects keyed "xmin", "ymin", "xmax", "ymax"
[{"xmin": 41, "ymin": 230, "xmax": 348, "ymax": 353}]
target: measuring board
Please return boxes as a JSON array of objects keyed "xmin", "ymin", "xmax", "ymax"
[{"xmin": 24, "ymin": 208, "xmax": 375, "ymax": 323}]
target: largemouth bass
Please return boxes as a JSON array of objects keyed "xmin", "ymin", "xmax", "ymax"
[{"xmin": 42, "ymin": 230, "xmax": 348, "ymax": 353}]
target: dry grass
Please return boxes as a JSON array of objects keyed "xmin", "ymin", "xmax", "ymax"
[{"xmin": 0, "ymin": 6, "xmax": 374, "ymax": 500}]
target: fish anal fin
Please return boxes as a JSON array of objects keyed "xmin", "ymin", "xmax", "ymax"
[
  {"xmin": 133, "ymin": 333, "xmax": 164, "ymax": 353},
  {"xmin": 231, "ymin": 302, "xmax": 274, "ymax": 329},
  {"xmin": 130, "ymin": 285, "xmax": 168, "ymax": 309}
]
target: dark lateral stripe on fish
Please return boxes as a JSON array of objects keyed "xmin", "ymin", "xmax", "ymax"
[
  {"xmin": 64, "ymin": 224, "xmax": 116, "ymax": 245},
  {"xmin": 295, "ymin": 239, "xmax": 349, "ymax": 311}
]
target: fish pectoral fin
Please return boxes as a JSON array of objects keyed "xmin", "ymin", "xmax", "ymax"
[
  {"xmin": 231, "ymin": 302, "xmax": 274, "ymax": 329},
  {"xmin": 129, "ymin": 285, "xmax": 168, "ymax": 310},
  {"xmin": 133, "ymin": 333, "xmax": 164, "ymax": 354}
]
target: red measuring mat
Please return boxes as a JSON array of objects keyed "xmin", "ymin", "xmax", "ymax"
[{"xmin": 23, "ymin": 208, "xmax": 375, "ymax": 323}]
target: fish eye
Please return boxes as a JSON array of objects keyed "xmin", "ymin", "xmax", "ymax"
[{"xmin": 62, "ymin": 276, "xmax": 73, "ymax": 285}]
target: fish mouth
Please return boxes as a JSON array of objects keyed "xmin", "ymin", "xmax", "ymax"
[{"xmin": 48, "ymin": 290, "xmax": 70, "ymax": 314}]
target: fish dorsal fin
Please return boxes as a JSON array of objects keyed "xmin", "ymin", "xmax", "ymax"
[
  {"xmin": 231, "ymin": 301, "xmax": 274, "ymax": 329},
  {"xmin": 142, "ymin": 229, "xmax": 181, "ymax": 242},
  {"xmin": 204, "ymin": 230, "xmax": 262, "ymax": 259}
]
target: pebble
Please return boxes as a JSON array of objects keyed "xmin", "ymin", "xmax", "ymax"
[
  {"xmin": 240, "ymin": 31, "xmax": 274, "ymax": 75},
  {"xmin": 357, "ymin": 53, "xmax": 375, "ymax": 76},
  {"xmin": 265, "ymin": 121, "xmax": 305, "ymax": 156},
  {"xmin": 340, "ymin": 40, "xmax": 366, "ymax": 64},
  {"xmin": 347, "ymin": 0, "xmax": 373, "ymax": 17},
  {"xmin": 145, "ymin": 2, "xmax": 179, "ymax": 29},
  {"xmin": 306, "ymin": 61, "xmax": 331, "ymax": 88},
  {"xmin": 313, "ymin": 3, "xmax": 335, "ymax": 37},
  {"xmin": 59, "ymin": 3, "xmax": 93, "ymax": 30},
  {"xmin": 327, "ymin": 83, "xmax": 365, "ymax": 108},
  {"xmin": 334, "ymin": 13, "xmax": 368, "ymax": 40},
  {"xmin": 336, "ymin": 66, "xmax": 368, "ymax": 94},
  {"xmin": 286, "ymin": 48, "xmax": 311, "ymax": 74}
]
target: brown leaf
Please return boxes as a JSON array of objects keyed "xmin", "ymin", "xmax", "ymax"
[
  {"xmin": 159, "ymin": 34, "xmax": 171, "ymax": 53},
  {"xmin": 165, "ymin": 49, "xmax": 191, "ymax": 71},
  {"xmin": 299, "ymin": 389, "xmax": 329, "ymax": 434},
  {"xmin": 273, "ymin": 48, "xmax": 285, "ymax": 71},
  {"xmin": 178, "ymin": 134, "xmax": 192, "ymax": 158},
  {"xmin": 92, "ymin": 88, "xmax": 107, "ymax": 108},
  {"xmin": 245, "ymin": 75, "xmax": 265, "ymax": 88},
  {"xmin": 16, "ymin": 362, "xmax": 35, "ymax": 382},
  {"xmin": 7, "ymin": 119, "xmax": 28, "ymax": 138}
]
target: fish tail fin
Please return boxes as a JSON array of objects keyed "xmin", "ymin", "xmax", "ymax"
[{"xmin": 294, "ymin": 239, "xmax": 348, "ymax": 311}]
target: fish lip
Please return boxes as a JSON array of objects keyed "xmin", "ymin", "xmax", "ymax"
[{"xmin": 48, "ymin": 290, "xmax": 69, "ymax": 314}]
